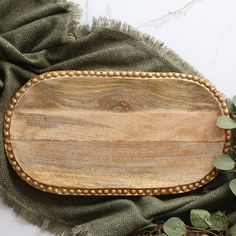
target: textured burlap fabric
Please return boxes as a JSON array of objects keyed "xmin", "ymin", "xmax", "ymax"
[{"xmin": 0, "ymin": 1, "xmax": 235, "ymax": 235}]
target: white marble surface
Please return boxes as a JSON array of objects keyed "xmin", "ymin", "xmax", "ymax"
[{"xmin": 1, "ymin": 0, "xmax": 236, "ymax": 235}]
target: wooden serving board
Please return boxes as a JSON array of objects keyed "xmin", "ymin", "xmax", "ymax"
[{"xmin": 3, "ymin": 71, "xmax": 231, "ymax": 196}]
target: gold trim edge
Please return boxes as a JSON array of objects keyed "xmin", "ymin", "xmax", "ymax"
[{"xmin": 3, "ymin": 70, "xmax": 231, "ymax": 196}]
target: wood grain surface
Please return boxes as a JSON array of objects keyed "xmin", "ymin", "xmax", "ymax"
[{"xmin": 7, "ymin": 73, "xmax": 226, "ymax": 194}]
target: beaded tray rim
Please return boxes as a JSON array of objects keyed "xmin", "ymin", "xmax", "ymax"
[{"xmin": 3, "ymin": 70, "xmax": 231, "ymax": 196}]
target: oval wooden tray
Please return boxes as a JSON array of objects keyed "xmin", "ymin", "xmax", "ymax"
[{"xmin": 3, "ymin": 71, "xmax": 230, "ymax": 196}]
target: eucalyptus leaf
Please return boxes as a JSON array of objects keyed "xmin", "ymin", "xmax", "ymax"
[
  {"xmin": 213, "ymin": 154, "xmax": 235, "ymax": 171},
  {"xmin": 209, "ymin": 212, "xmax": 227, "ymax": 231},
  {"xmin": 190, "ymin": 209, "xmax": 211, "ymax": 229},
  {"xmin": 233, "ymin": 95, "xmax": 236, "ymax": 108},
  {"xmin": 217, "ymin": 116, "xmax": 236, "ymax": 129},
  {"xmin": 230, "ymin": 224, "xmax": 236, "ymax": 236},
  {"xmin": 229, "ymin": 178, "xmax": 236, "ymax": 196},
  {"xmin": 163, "ymin": 217, "xmax": 186, "ymax": 236}
]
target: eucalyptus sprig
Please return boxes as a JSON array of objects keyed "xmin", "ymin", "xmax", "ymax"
[
  {"xmin": 215, "ymin": 95, "xmax": 236, "ymax": 196},
  {"xmin": 136, "ymin": 210, "xmax": 236, "ymax": 236}
]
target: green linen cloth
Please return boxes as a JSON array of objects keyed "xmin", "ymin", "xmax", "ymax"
[{"xmin": 0, "ymin": 0, "xmax": 235, "ymax": 235}]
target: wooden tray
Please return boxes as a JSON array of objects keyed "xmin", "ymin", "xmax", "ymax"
[{"xmin": 3, "ymin": 71, "xmax": 230, "ymax": 196}]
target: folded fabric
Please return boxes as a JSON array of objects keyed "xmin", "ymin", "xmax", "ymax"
[{"xmin": 0, "ymin": 0, "xmax": 235, "ymax": 235}]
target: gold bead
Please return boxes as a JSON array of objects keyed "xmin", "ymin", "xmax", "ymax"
[
  {"xmin": 181, "ymin": 185, "xmax": 187, "ymax": 191},
  {"xmin": 173, "ymin": 73, "xmax": 179, "ymax": 78},
  {"xmin": 4, "ymin": 131, "xmax": 9, "ymax": 137},
  {"xmin": 5, "ymin": 117, "xmax": 11, "ymax": 123},
  {"xmin": 223, "ymin": 148, "xmax": 229, "ymax": 153},
  {"xmin": 167, "ymin": 72, "xmax": 173, "ymax": 77},
  {"xmin": 26, "ymin": 82, "xmax": 32, "ymax": 87},
  {"xmin": 194, "ymin": 183, "xmax": 200, "ymax": 188},
  {"xmin": 223, "ymin": 109, "xmax": 229, "ymax": 115},
  {"xmin": 226, "ymin": 130, "xmax": 231, "ymax": 135},
  {"xmin": 161, "ymin": 72, "xmax": 167, "ymax": 77},
  {"xmin": 4, "ymin": 124, "xmax": 10, "ymax": 129},
  {"xmin": 8, "ymin": 153, "xmax": 14, "ymax": 159},
  {"xmin": 7, "ymin": 111, "xmax": 12, "ymax": 116},
  {"xmin": 205, "ymin": 82, "xmax": 211, "ymax": 87},
  {"xmin": 26, "ymin": 177, "xmax": 31, "ymax": 182},
  {"xmin": 127, "ymin": 71, "xmax": 133, "ymax": 77},
  {"xmin": 54, "ymin": 188, "xmax": 59, "ymax": 193},
  {"xmin": 175, "ymin": 186, "xmax": 181, "ymax": 192},
  {"xmin": 188, "ymin": 184, "xmax": 194, "ymax": 190},
  {"xmin": 59, "ymin": 71, "xmax": 66, "ymax": 76},
  {"xmin": 20, "ymin": 87, "xmax": 26, "ymax": 93},
  {"xmin": 123, "ymin": 189, "xmax": 128, "ymax": 194},
  {"xmin": 15, "ymin": 92, "xmax": 21, "ymax": 98},
  {"xmin": 121, "ymin": 71, "xmax": 127, "ymax": 77},
  {"xmin": 39, "ymin": 74, "xmax": 45, "ymax": 80},
  {"xmin": 138, "ymin": 189, "xmax": 144, "ymax": 194},
  {"xmin": 168, "ymin": 188, "xmax": 174, "ymax": 193},
  {"xmin": 32, "ymin": 78, "xmax": 38, "ymax": 83},
  {"xmin": 152, "ymin": 189, "xmax": 160, "ymax": 195},
  {"xmin": 205, "ymin": 175, "xmax": 211, "ymax": 181},
  {"xmin": 83, "ymin": 189, "xmax": 89, "ymax": 194},
  {"xmin": 33, "ymin": 181, "xmax": 38, "ymax": 186},
  {"xmin": 114, "ymin": 71, "xmax": 120, "ymax": 76},
  {"xmin": 52, "ymin": 71, "xmax": 58, "ymax": 77},
  {"xmin": 69, "ymin": 189, "xmax": 75, "ymax": 194},
  {"xmin": 47, "ymin": 186, "xmax": 52, "ymax": 192},
  {"xmin": 9, "ymin": 104, "xmax": 14, "ymax": 110},
  {"xmin": 62, "ymin": 188, "xmax": 68, "ymax": 194},
  {"xmin": 75, "ymin": 71, "xmax": 82, "ymax": 76},
  {"xmin": 211, "ymin": 171, "xmax": 216, "ymax": 177},
  {"xmin": 226, "ymin": 135, "xmax": 231, "ymax": 141},
  {"xmin": 181, "ymin": 74, "xmax": 187, "ymax": 79},
  {"xmin": 97, "ymin": 189, "xmax": 103, "ymax": 194},
  {"xmin": 131, "ymin": 189, "xmax": 136, "ymax": 194},
  {"xmin": 82, "ymin": 71, "xmax": 88, "ymax": 76},
  {"xmin": 103, "ymin": 189, "xmax": 109, "ymax": 194},
  {"xmin": 161, "ymin": 189, "xmax": 167, "ymax": 194},
  {"xmin": 147, "ymin": 72, "xmax": 153, "ymax": 78},
  {"xmin": 95, "ymin": 71, "xmax": 101, "ymax": 76},
  {"xmin": 155, "ymin": 72, "xmax": 161, "ymax": 77},
  {"xmin": 200, "ymin": 179, "xmax": 206, "ymax": 185},
  {"xmin": 68, "ymin": 71, "xmax": 74, "ymax": 76},
  {"xmin": 15, "ymin": 166, "xmax": 21, "ymax": 172},
  {"xmin": 46, "ymin": 73, "xmax": 51, "ymax": 78},
  {"xmin": 89, "ymin": 71, "xmax": 95, "ymax": 76},
  {"xmin": 117, "ymin": 189, "xmax": 122, "ymax": 194},
  {"xmin": 77, "ymin": 189, "xmax": 82, "ymax": 194},
  {"xmin": 90, "ymin": 190, "xmax": 96, "ymax": 194},
  {"xmin": 12, "ymin": 161, "xmax": 17, "ymax": 166},
  {"xmin": 221, "ymin": 102, "xmax": 227, "ymax": 108},
  {"xmin": 145, "ymin": 189, "xmax": 152, "ymax": 194},
  {"xmin": 107, "ymin": 71, "xmax": 114, "ymax": 76},
  {"xmin": 134, "ymin": 72, "xmax": 140, "ymax": 77},
  {"xmin": 111, "ymin": 189, "xmax": 116, "ymax": 194},
  {"xmin": 210, "ymin": 86, "xmax": 216, "ymax": 92},
  {"xmin": 101, "ymin": 71, "xmax": 107, "ymax": 76},
  {"xmin": 199, "ymin": 79, "xmax": 204, "ymax": 84},
  {"xmin": 39, "ymin": 184, "xmax": 45, "ymax": 190},
  {"xmin": 6, "ymin": 146, "xmax": 12, "ymax": 152},
  {"xmin": 21, "ymin": 173, "xmax": 26, "ymax": 178},
  {"xmin": 214, "ymin": 92, "xmax": 220, "ymax": 98},
  {"xmin": 187, "ymin": 74, "xmax": 193, "ymax": 79}
]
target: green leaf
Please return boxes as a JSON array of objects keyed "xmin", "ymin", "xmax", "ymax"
[
  {"xmin": 217, "ymin": 116, "xmax": 236, "ymax": 129},
  {"xmin": 213, "ymin": 154, "xmax": 235, "ymax": 171},
  {"xmin": 209, "ymin": 212, "xmax": 227, "ymax": 231},
  {"xmin": 230, "ymin": 224, "xmax": 236, "ymax": 236},
  {"xmin": 190, "ymin": 209, "xmax": 211, "ymax": 229},
  {"xmin": 229, "ymin": 178, "xmax": 236, "ymax": 196},
  {"xmin": 163, "ymin": 217, "xmax": 186, "ymax": 236},
  {"xmin": 233, "ymin": 95, "xmax": 236, "ymax": 108}
]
